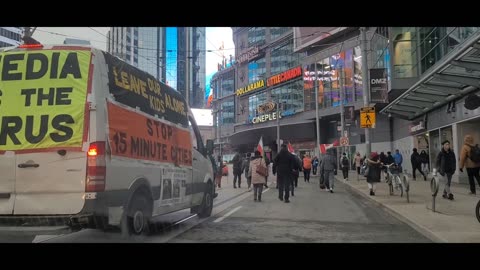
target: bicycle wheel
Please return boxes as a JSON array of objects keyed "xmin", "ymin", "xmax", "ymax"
[
  {"xmin": 389, "ymin": 177, "xmax": 394, "ymax": 196},
  {"xmin": 403, "ymin": 175, "xmax": 410, "ymax": 203},
  {"xmin": 476, "ymin": 199, "xmax": 480, "ymax": 223},
  {"xmin": 395, "ymin": 176, "xmax": 403, "ymax": 197}
]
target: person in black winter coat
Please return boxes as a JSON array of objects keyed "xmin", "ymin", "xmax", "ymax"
[
  {"xmin": 232, "ymin": 152, "xmax": 244, "ymax": 188},
  {"xmin": 436, "ymin": 140, "xmax": 456, "ymax": 200},
  {"xmin": 420, "ymin": 150, "xmax": 430, "ymax": 174},
  {"xmin": 411, "ymin": 148, "xmax": 427, "ymax": 181},
  {"xmin": 273, "ymin": 144, "xmax": 295, "ymax": 203}
]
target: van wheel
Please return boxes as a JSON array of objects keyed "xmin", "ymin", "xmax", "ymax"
[
  {"xmin": 198, "ymin": 183, "xmax": 213, "ymax": 218},
  {"xmin": 121, "ymin": 194, "xmax": 152, "ymax": 236}
]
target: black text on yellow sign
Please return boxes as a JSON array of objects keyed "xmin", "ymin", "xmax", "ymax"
[
  {"xmin": 0, "ymin": 50, "xmax": 92, "ymax": 151},
  {"xmin": 360, "ymin": 107, "xmax": 376, "ymax": 128}
]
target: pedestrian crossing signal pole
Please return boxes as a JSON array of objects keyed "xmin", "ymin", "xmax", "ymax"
[{"xmin": 360, "ymin": 27, "xmax": 371, "ymax": 156}]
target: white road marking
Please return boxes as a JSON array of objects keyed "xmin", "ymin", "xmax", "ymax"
[
  {"xmin": 213, "ymin": 206, "xmax": 242, "ymax": 223},
  {"xmin": 262, "ymin": 188, "xmax": 270, "ymax": 194},
  {"xmin": 32, "ymin": 234, "xmax": 65, "ymax": 243}
]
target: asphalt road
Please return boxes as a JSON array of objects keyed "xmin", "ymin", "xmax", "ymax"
[{"xmin": 0, "ymin": 176, "xmax": 431, "ymax": 243}]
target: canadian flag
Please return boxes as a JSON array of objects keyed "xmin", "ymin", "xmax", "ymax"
[
  {"xmin": 319, "ymin": 140, "xmax": 339, "ymax": 154},
  {"xmin": 257, "ymin": 136, "xmax": 264, "ymax": 157},
  {"xmin": 287, "ymin": 142, "xmax": 294, "ymax": 153}
]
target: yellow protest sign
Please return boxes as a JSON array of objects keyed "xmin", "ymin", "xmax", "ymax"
[
  {"xmin": 0, "ymin": 49, "xmax": 92, "ymax": 151},
  {"xmin": 360, "ymin": 107, "xmax": 376, "ymax": 128}
]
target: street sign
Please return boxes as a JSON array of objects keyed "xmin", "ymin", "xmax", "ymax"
[
  {"xmin": 340, "ymin": 136, "xmax": 349, "ymax": 146},
  {"xmin": 360, "ymin": 107, "xmax": 376, "ymax": 128}
]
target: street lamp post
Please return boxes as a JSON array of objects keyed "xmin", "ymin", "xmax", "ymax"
[{"xmin": 360, "ymin": 27, "xmax": 371, "ymax": 155}]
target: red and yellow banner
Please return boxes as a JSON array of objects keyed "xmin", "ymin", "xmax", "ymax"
[{"xmin": 107, "ymin": 101, "xmax": 192, "ymax": 167}]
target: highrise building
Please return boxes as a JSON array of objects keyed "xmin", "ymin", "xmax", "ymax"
[
  {"xmin": 0, "ymin": 27, "xmax": 23, "ymax": 48},
  {"xmin": 107, "ymin": 27, "xmax": 206, "ymax": 108}
]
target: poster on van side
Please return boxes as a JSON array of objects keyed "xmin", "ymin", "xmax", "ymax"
[
  {"xmin": 106, "ymin": 100, "xmax": 193, "ymax": 167},
  {"xmin": 0, "ymin": 49, "xmax": 92, "ymax": 152},
  {"xmin": 103, "ymin": 52, "xmax": 189, "ymax": 127},
  {"xmin": 160, "ymin": 168, "xmax": 188, "ymax": 205}
]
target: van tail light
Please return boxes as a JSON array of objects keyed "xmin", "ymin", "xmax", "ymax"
[{"xmin": 86, "ymin": 141, "xmax": 106, "ymax": 192}]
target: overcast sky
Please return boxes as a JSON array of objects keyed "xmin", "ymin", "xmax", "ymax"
[{"xmin": 32, "ymin": 27, "xmax": 234, "ymax": 77}]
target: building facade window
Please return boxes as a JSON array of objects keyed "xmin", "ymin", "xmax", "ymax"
[
  {"xmin": 353, "ymin": 46, "xmax": 363, "ymax": 102},
  {"xmin": 248, "ymin": 57, "xmax": 266, "ymax": 84},
  {"xmin": 392, "ymin": 27, "xmax": 418, "ymax": 78},
  {"xmin": 270, "ymin": 27, "xmax": 291, "ymax": 41},
  {"xmin": 221, "ymin": 97, "xmax": 235, "ymax": 124},
  {"xmin": 270, "ymin": 41, "xmax": 300, "ymax": 75},
  {"xmin": 248, "ymin": 91, "xmax": 268, "ymax": 122},
  {"xmin": 271, "ymin": 79, "xmax": 304, "ymax": 115},
  {"xmin": 248, "ymin": 27, "xmax": 266, "ymax": 47},
  {"xmin": 303, "ymin": 63, "xmax": 316, "ymax": 112},
  {"xmin": 221, "ymin": 74, "xmax": 235, "ymax": 96}
]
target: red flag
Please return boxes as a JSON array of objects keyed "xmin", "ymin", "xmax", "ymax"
[
  {"xmin": 288, "ymin": 143, "xmax": 294, "ymax": 153},
  {"xmin": 319, "ymin": 140, "xmax": 339, "ymax": 154}
]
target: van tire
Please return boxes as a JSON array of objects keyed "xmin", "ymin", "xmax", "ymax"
[
  {"xmin": 198, "ymin": 182, "xmax": 213, "ymax": 218},
  {"xmin": 121, "ymin": 192, "xmax": 152, "ymax": 236}
]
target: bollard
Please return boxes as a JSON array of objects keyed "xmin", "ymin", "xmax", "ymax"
[{"xmin": 430, "ymin": 169, "xmax": 439, "ymax": 212}]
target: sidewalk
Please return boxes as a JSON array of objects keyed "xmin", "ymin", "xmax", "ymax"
[{"xmin": 338, "ymin": 171, "xmax": 480, "ymax": 243}]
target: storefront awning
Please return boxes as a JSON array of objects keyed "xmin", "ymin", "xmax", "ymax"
[{"xmin": 381, "ymin": 30, "xmax": 480, "ymax": 120}]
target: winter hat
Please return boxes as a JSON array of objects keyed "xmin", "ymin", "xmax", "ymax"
[{"xmin": 442, "ymin": 140, "xmax": 450, "ymax": 145}]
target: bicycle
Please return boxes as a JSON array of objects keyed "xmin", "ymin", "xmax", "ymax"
[{"xmin": 384, "ymin": 163, "xmax": 410, "ymax": 202}]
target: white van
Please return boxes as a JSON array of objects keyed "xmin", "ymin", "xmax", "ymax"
[{"xmin": 0, "ymin": 44, "xmax": 215, "ymax": 235}]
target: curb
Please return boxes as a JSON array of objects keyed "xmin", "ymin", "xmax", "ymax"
[{"xmin": 339, "ymin": 178, "xmax": 447, "ymax": 243}]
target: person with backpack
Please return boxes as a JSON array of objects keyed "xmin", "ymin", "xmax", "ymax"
[
  {"xmin": 341, "ymin": 153, "xmax": 349, "ymax": 181},
  {"xmin": 243, "ymin": 153, "xmax": 253, "ymax": 191},
  {"xmin": 366, "ymin": 152, "xmax": 382, "ymax": 196},
  {"xmin": 436, "ymin": 140, "xmax": 456, "ymax": 200},
  {"xmin": 248, "ymin": 151, "xmax": 267, "ymax": 202},
  {"xmin": 411, "ymin": 148, "xmax": 427, "ymax": 181},
  {"xmin": 459, "ymin": 134, "xmax": 480, "ymax": 195}
]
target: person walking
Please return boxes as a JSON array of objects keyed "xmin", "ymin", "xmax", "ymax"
[
  {"xmin": 355, "ymin": 152, "xmax": 362, "ymax": 175},
  {"xmin": 386, "ymin": 151, "xmax": 395, "ymax": 165},
  {"xmin": 436, "ymin": 140, "xmax": 456, "ymax": 200},
  {"xmin": 341, "ymin": 153, "xmax": 349, "ymax": 181},
  {"xmin": 265, "ymin": 156, "xmax": 271, "ymax": 189},
  {"xmin": 312, "ymin": 156, "xmax": 319, "ymax": 175},
  {"xmin": 459, "ymin": 134, "xmax": 480, "ymax": 195},
  {"xmin": 244, "ymin": 153, "xmax": 253, "ymax": 191},
  {"xmin": 320, "ymin": 149, "xmax": 337, "ymax": 193},
  {"xmin": 366, "ymin": 152, "xmax": 382, "ymax": 196},
  {"xmin": 291, "ymin": 153, "xmax": 302, "ymax": 189},
  {"xmin": 393, "ymin": 149, "xmax": 403, "ymax": 172},
  {"xmin": 248, "ymin": 151, "xmax": 267, "ymax": 202},
  {"xmin": 273, "ymin": 144, "xmax": 296, "ymax": 203},
  {"xmin": 411, "ymin": 148, "xmax": 427, "ymax": 181},
  {"xmin": 232, "ymin": 152, "xmax": 243, "ymax": 188},
  {"xmin": 420, "ymin": 150, "xmax": 429, "ymax": 174},
  {"xmin": 302, "ymin": 154, "xmax": 312, "ymax": 183},
  {"xmin": 215, "ymin": 156, "xmax": 224, "ymax": 189}
]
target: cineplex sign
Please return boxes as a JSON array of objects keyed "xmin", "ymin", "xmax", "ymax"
[{"xmin": 236, "ymin": 66, "xmax": 303, "ymax": 97}]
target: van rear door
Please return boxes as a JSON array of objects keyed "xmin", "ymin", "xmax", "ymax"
[
  {"xmin": 0, "ymin": 46, "xmax": 94, "ymax": 215},
  {"xmin": 14, "ymin": 151, "xmax": 87, "ymax": 215},
  {"xmin": 0, "ymin": 151, "xmax": 15, "ymax": 214}
]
